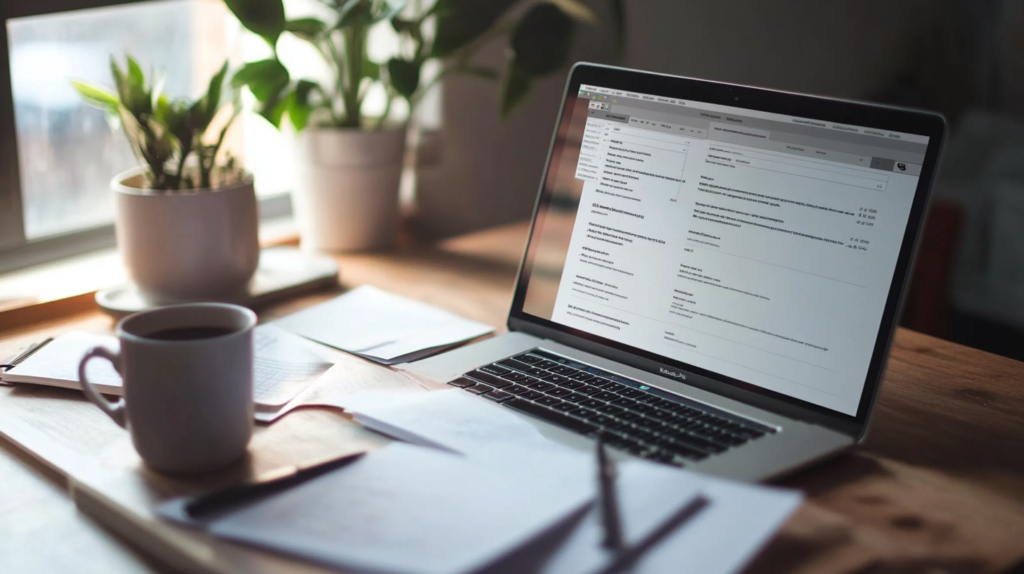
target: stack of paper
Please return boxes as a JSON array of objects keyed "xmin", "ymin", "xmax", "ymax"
[
  {"xmin": 159, "ymin": 411, "xmax": 798, "ymax": 574},
  {"xmin": 273, "ymin": 286, "xmax": 494, "ymax": 364},
  {"xmin": 163, "ymin": 442, "xmax": 597, "ymax": 574},
  {"xmin": 339, "ymin": 389, "xmax": 803, "ymax": 574},
  {"xmin": 156, "ymin": 389, "xmax": 800, "ymax": 574}
]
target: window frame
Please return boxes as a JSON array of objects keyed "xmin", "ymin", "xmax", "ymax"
[{"xmin": 0, "ymin": 0, "xmax": 293, "ymax": 275}]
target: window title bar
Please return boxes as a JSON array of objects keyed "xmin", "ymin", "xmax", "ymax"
[{"xmin": 579, "ymin": 84, "xmax": 930, "ymax": 144}]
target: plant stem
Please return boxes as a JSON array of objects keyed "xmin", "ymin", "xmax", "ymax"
[
  {"xmin": 173, "ymin": 142, "xmax": 190, "ymax": 190},
  {"xmin": 326, "ymin": 31, "xmax": 347, "ymax": 125},
  {"xmin": 341, "ymin": 26, "xmax": 366, "ymax": 128}
]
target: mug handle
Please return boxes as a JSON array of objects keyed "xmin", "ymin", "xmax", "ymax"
[{"xmin": 78, "ymin": 345, "xmax": 127, "ymax": 428}]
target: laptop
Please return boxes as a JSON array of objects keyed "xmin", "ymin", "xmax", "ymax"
[{"xmin": 406, "ymin": 63, "xmax": 946, "ymax": 482}]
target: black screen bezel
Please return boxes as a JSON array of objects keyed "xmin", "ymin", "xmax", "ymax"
[{"xmin": 507, "ymin": 63, "xmax": 946, "ymax": 436}]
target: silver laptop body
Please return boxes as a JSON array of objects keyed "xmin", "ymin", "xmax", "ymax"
[{"xmin": 406, "ymin": 63, "xmax": 946, "ymax": 482}]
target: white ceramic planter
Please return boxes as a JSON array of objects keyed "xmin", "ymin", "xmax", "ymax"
[
  {"xmin": 293, "ymin": 127, "xmax": 406, "ymax": 252},
  {"xmin": 112, "ymin": 169, "xmax": 260, "ymax": 304}
]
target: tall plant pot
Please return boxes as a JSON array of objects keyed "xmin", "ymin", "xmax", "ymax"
[
  {"xmin": 293, "ymin": 126, "xmax": 406, "ymax": 252},
  {"xmin": 112, "ymin": 169, "xmax": 260, "ymax": 304}
]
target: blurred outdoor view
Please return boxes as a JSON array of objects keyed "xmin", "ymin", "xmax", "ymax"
[
  {"xmin": 8, "ymin": 0, "xmax": 204, "ymax": 239},
  {"xmin": 7, "ymin": 0, "xmax": 415, "ymax": 241}
]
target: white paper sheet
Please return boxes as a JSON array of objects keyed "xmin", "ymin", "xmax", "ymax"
[
  {"xmin": 252, "ymin": 324, "xmax": 333, "ymax": 407},
  {"xmin": 528, "ymin": 461, "xmax": 705, "ymax": 574},
  {"xmin": 531, "ymin": 464, "xmax": 801, "ymax": 574},
  {"xmin": 253, "ymin": 355, "xmax": 447, "ymax": 423},
  {"xmin": 341, "ymin": 389, "xmax": 801, "ymax": 574},
  {"xmin": 208, "ymin": 442, "xmax": 596, "ymax": 574},
  {"xmin": 344, "ymin": 388, "xmax": 565, "ymax": 455},
  {"xmin": 273, "ymin": 286, "xmax": 494, "ymax": 363}
]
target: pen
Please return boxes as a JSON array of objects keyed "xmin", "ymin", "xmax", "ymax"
[
  {"xmin": 596, "ymin": 495, "xmax": 709, "ymax": 574},
  {"xmin": 183, "ymin": 451, "xmax": 365, "ymax": 519},
  {"xmin": 596, "ymin": 434, "xmax": 624, "ymax": 551},
  {"xmin": 1, "ymin": 337, "xmax": 53, "ymax": 372}
]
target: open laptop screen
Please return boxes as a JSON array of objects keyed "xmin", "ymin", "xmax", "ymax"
[{"xmin": 512, "ymin": 65, "xmax": 942, "ymax": 422}]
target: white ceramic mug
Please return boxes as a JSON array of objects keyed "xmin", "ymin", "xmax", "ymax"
[{"xmin": 78, "ymin": 303, "xmax": 256, "ymax": 474}]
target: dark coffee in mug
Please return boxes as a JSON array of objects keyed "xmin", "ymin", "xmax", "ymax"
[{"xmin": 146, "ymin": 326, "xmax": 235, "ymax": 341}]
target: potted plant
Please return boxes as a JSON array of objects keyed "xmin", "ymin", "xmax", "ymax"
[
  {"xmin": 71, "ymin": 56, "xmax": 258, "ymax": 304},
  {"xmin": 224, "ymin": 0, "xmax": 622, "ymax": 252}
]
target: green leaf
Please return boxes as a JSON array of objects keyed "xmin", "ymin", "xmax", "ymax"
[
  {"xmin": 387, "ymin": 58, "xmax": 420, "ymax": 99},
  {"xmin": 510, "ymin": 3, "xmax": 574, "ymax": 77},
  {"xmin": 111, "ymin": 55, "xmax": 152, "ymax": 117},
  {"xmin": 294, "ymin": 79, "xmax": 319, "ymax": 103},
  {"xmin": 110, "ymin": 57, "xmax": 132, "ymax": 112},
  {"xmin": 363, "ymin": 56, "xmax": 381, "ymax": 81},
  {"xmin": 549, "ymin": 0, "xmax": 596, "ymax": 23},
  {"xmin": 225, "ymin": 0, "xmax": 286, "ymax": 47},
  {"xmin": 187, "ymin": 98, "xmax": 215, "ymax": 136},
  {"xmin": 500, "ymin": 66, "xmax": 532, "ymax": 119},
  {"xmin": 203, "ymin": 60, "xmax": 229, "ymax": 121},
  {"xmin": 431, "ymin": 0, "xmax": 519, "ymax": 57},
  {"xmin": 337, "ymin": 0, "xmax": 374, "ymax": 29},
  {"xmin": 391, "ymin": 16, "xmax": 419, "ymax": 36},
  {"xmin": 125, "ymin": 55, "xmax": 145, "ymax": 87},
  {"xmin": 155, "ymin": 96, "xmax": 185, "ymax": 130},
  {"xmin": 376, "ymin": 0, "xmax": 409, "ymax": 23},
  {"xmin": 264, "ymin": 92, "xmax": 290, "ymax": 127},
  {"xmin": 286, "ymin": 83, "xmax": 316, "ymax": 131},
  {"xmin": 338, "ymin": 0, "xmax": 408, "ymax": 28},
  {"xmin": 159, "ymin": 98, "xmax": 195, "ymax": 152},
  {"xmin": 69, "ymin": 80, "xmax": 119, "ymax": 112},
  {"xmin": 232, "ymin": 58, "xmax": 289, "ymax": 103},
  {"xmin": 285, "ymin": 17, "xmax": 327, "ymax": 42}
]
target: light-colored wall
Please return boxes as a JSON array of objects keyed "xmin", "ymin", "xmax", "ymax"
[{"xmin": 415, "ymin": 0, "xmax": 944, "ymax": 240}]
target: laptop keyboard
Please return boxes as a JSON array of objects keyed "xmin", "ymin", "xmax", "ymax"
[{"xmin": 448, "ymin": 349, "xmax": 776, "ymax": 467}]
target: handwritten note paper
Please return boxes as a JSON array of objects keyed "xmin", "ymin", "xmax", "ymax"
[{"xmin": 252, "ymin": 324, "xmax": 333, "ymax": 407}]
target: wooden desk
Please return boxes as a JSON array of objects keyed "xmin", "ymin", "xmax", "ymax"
[{"xmin": 1, "ymin": 222, "xmax": 1023, "ymax": 574}]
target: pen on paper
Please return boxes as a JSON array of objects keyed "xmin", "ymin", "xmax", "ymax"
[{"xmin": 597, "ymin": 434, "xmax": 624, "ymax": 552}]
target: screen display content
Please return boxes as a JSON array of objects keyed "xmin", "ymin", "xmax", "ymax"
[{"xmin": 520, "ymin": 83, "xmax": 931, "ymax": 417}]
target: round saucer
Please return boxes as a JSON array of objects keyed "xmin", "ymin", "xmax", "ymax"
[{"xmin": 96, "ymin": 247, "xmax": 339, "ymax": 318}]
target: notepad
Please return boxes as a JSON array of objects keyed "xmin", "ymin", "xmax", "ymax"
[
  {"xmin": 273, "ymin": 286, "xmax": 494, "ymax": 364},
  {"xmin": 0, "ymin": 326, "xmax": 333, "ymax": 409},
  {"xmin": 1, "ymin": 332, "xmax": 124, "ymax": 394}
]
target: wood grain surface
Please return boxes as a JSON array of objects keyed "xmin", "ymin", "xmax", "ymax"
[{"xmin": 1, "ymin": 222, "xmax": 1022, "ymax": 574}]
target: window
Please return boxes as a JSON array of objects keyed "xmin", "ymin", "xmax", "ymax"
[
  {"xmin": 0, "ymin": 0, "xmax": 437, "ymax": 274},
  {"xmin": 0, "ymin": 0, "xmax": 273, "ymax": 274},
  {"xmin": 8, "ymin": 0, "xmax": 216, "ymax": 240}
]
